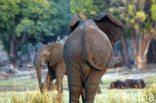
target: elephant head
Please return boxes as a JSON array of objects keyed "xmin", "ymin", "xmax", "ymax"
[
  {"xmin": 34, "ymin": 46, "xmax": 51, "ymax": 93},
  {"xmin": 69, "ymin": 13, "xmax": 123, "ymax": 46}
]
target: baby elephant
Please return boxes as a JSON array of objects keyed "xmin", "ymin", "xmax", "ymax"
[{"xmin": 34, "ymin": 43, "xmax": 66, "ymax": 93}]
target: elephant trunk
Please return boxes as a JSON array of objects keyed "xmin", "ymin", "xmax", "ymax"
[{"xmin": 36, "ymin": 63, "xmax": 43, "ymax": 93}]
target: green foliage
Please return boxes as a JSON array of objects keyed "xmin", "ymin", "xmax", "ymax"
[
  {"xmin": 0, "ymin": 0, "xmax": 70, "ymax": 57},
  {"xmin": 135, "ymin": 11, "xmax": 147, "ymax": 22},
  {"xmin": 70, "ymin": 0, "xmax": 99, "ymax": 17},
  {"xmin": 151, "ymin": 1, "xmax": 156, "ymax": 21},
  {"xmin": 0, "ymin": 0, "xmax": 49, "ymax": 31},
  {"xmin": 20, "ymin": 44, "xmax": 29, "ymax": 54},
  {"xmin": 0, "ymin": 0, "xmax": 48, "ymax": 53},
  {"xmin": 111, "ymin": 0, "xmax": 153, "ymax": 36},
  {"xmin": 104, "ymin": 0, "xmax": 156, "ymax": 39},
  {"xmin": 128, "ymin": 4, "xmax": 136, "ymax": 17},
  {"xmin": 143, "ymin": 21, "xmax": 154, "ymax": 35},
  {"xmin": 94, "ymin": 0, "xmax": 110, "ymax": 13}
]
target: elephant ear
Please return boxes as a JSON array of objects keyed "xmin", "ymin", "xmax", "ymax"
[
  {"xmin": 91, "ymin": 13, "xmax": 123, "ymax": 26},
  {"xmin": 90, "ymin": 12, "xmax": 123, "ymax": 45},
  {"xmin": 69, "ymin": 14, "xmax": 79, "ymax": 33}
]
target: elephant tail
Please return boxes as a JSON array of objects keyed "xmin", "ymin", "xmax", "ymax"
[
  {"xmin": 81, "ymin": 56, "xmax": 124, "ymax": 70},
  {"xmin": 106, "ymin": 61, "xmax": 125, "ymax": 69}
]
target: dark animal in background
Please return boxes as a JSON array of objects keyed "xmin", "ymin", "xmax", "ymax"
[
  {"xmin": 109, "ymin": 79, "xmax": 146, "ymax": 89},
  {"xmin": 63, "ymin": 13, "xmax": 124, "ymax": 103},
  {"xmin": 124, "ymin": 79, "xmax": 146, "ymax": 88},
  {"xmin": 109, "ymin": 80, "xmax": 126, "ymax": 89},
  {"xmin": 34, "ymin": 43, "xmax": 66, "ymax": 93}
]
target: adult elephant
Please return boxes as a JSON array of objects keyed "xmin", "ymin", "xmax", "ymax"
[
  {"xmin": 63, "ymin": 13, "xmax": 124, "ymax": 103},
  {"xmin": 34, "ymin": 43, "xmax": 66, "ymax": 93}
]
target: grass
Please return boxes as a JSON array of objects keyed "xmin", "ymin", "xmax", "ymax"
[
  {"xmin": 1, "ymin": 88, "xmax": 156, "ymax": 103},
  {"xmin": 143, "ymin": 83, "xmax": 156, "ymax": 103},
  {"xmin": 0, "ymin": 78, "xmax": 36, "ymax": 89},
  {"xmin": 0, "ymin": 90, "xmax": 68, "ymax": 103},
  {"xmin": 11, "ymin": 91, "xmax": 63, "ymax": 103},
  {"xmin": 0, "ymin": 75, "xmax": 156, "ymax": 103}
]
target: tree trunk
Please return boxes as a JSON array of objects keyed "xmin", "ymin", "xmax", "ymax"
[
  {"xmin": 142, "ymin": 39, "xmax": 151, "ymax": 69},
  {"xmin": 138, "ymin": 32, "xmax": 144, "ymax": 69},
  {"xmin": 131, "ymin": 31, "xmax": 138, "ymax": 68},
  {"xmin": 119, "ymin": 42, "xmax": 125, "ymax": 60},
  {"xmin": 138, "ymin": 34, "xmax": 151, "ymax": 70},
  {"xmin": 121, "ymin": 35, "xmax": 132, "ymax": 68},
  {"xmin": 152, "ymin": 40, "xmax": 156, "ymax": 61},
  {"xmin": 9, "ymin": 36, "xmax": 20, "ymax": 69}
]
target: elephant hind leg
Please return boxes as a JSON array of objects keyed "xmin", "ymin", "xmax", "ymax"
[
  {"xmin": 84, "ymin": 71, "xmax": 104, "ymax": 103},
  {"xmin": 67, "ymin": 64, "xmax": 82, "ymax": 103},
  {"xmin": 80, "ymin": 64, "xmax": 90, "ymax": 103},
  {"xmin": 84, "ymin": 83, "xmax": 98, "ymax": 103}
]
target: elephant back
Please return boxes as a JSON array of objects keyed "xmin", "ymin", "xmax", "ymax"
[{"xmin": 48, "ymin": 43, "xmax": 64, "ymax": 66}]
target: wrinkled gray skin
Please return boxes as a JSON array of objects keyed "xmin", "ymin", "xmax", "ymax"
[
  {"xmin": 63, "ymin": 13, "xmax": 124, "ymax": 103},
  {"xmin": 34, "ymin": 43, "xmax": 66, "ymax": 94}
]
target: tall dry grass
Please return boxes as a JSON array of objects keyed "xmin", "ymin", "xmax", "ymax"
[
  {"xmin": 143, "ymin": 83, "xmax": 156, "ymax": 103},
  {"xmin": 1, "ymin": 82, "xmax": 155, "ymax": 103},
  {"xmin": 11, "ymin": 90, "xmax": 63, "ymax": 103}
]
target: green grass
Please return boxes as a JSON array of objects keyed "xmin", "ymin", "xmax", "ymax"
[
  {"xmin": 0, "ymin": 79, "xmax": 36, "ymax": 87},
  {"xmin": 0, "ymin": 78, "xmax": 37, "ymax": 92},
  {"xmin": 0, "ymin": 75, "xmax": 156, "ymax": 103}
]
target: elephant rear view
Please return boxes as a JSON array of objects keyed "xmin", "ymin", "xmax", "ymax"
[{"xmin": 63, "ymin": 13, "xmax": 124, "ymax": 103}]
